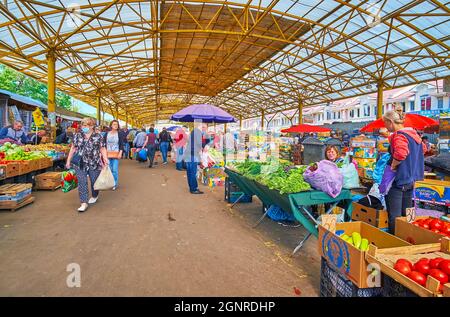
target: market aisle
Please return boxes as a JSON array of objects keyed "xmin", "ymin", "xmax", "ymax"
[{"xmin": 0, "ymin": 159, "xmax": 320, "ymax": 296}]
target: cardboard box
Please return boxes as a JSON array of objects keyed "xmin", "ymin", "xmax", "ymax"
[
  {"xmin": 319, "ymin": 221, "xmax": 410, "ymax": 288},
  {"xmin": 351, "ymin": 139, "xmax": 376, "ymax": 148},
  {"xmin": 395, "ymin": 216, "xmax": 445, "ymax": 245},
  {"xmin": 351, "ymin": 202, "xmax": 388, "ymax": 229},
  {"xmin": 354, "ymin": 158, "xmax": 376, "ymax": 169},
  {"xmin": 415, "ymin": 179, "xmax": 450, "ymax": 206},
  {"xmin": 353, "ymin": 147, "xmax": 377, "ymax": 159},
  {"xmin": 35, "ymin": 172, "xmax": 62, "ymax": 190}
]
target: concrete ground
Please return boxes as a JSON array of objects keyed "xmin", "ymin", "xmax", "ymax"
[{"xmin": 0, "ymin": 159, "xmax": 321, "ymax": 296}]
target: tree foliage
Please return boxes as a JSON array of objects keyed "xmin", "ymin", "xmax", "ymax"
[{"xmin": 0, "ymin": 64, "xmax": 73, "ymax": 110}]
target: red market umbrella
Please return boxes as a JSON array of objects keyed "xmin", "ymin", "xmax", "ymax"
[
  {"xmin": 360, "ymin": 114, "xmax": 439, "ymax": 133},
  {"xmin": 281, "ymin": 124, "xmax": 331, "ymax": 133}
]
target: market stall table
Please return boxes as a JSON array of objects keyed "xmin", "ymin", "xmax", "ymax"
[{"xmin": 225, "ymin": 168, "xmax": 353, "ymax": 254}]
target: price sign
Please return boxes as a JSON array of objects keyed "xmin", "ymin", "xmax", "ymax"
[
  {"xmin": 321, "ymin": 214, "xmax": 337, "ymax": 233},
  {"xmin": 406, "ymin": 207, "xmax": 416, "ymax": 223},
  {"xmin": 32, "ymin": 107, "xmax": 45, "ymax": 127}
]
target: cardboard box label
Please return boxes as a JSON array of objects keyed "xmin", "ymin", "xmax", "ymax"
[{"xmin": 320, "ymin": 230, "xmax": 352, "ymax": 274}]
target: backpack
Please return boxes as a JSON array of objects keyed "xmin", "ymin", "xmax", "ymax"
[{"xmin": 127, "ymin": 130, "xmax": 136, "ymax": 142}]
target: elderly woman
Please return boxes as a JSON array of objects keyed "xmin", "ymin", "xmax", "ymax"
[{"xmin": 66, "ymin": 118, "xmax": 109, "ymax": 212}]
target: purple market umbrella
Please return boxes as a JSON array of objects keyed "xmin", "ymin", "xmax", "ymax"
[{"xmin": 170, "ymin": 104, "xmax": 236, "ymax": 123}]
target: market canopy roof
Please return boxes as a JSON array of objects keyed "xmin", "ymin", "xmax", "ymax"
[{"xmin": 0, "ymin": 1, "xmax": 449, "ymax": 124}]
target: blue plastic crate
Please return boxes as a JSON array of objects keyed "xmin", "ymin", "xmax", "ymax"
[
  {"xmin": 382, "ymin": 274, "xmax": 418, "ymax": 297},
  {"xmin": 320, "ymin": 257, "xmax": 383, "ymax": 297}
]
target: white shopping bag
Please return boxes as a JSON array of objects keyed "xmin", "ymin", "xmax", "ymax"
[{"xmin": 94, "ymin": 166, "xmax": 115, "ymax": 191}]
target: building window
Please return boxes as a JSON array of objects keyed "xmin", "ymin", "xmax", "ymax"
[
  {"xmin": 421, "ymin": 95, "xmax": 431, "ymax": 110},
  {"xmin": 350, "ymin": 110, "xmax": 354, "ymax": 118},
  {"xmin": 410, "ymin": 100, "xmax": 415, "ymax": 111},
  {"xmin": 437, "ymin": 97, "xmax": 443, "ymax": 109},
  {"xmin": 402, "ymin": 102, "xmax": 406, "ymax": 112},
  {"xmin": 357, "ymin": 109, "xmax": 360, "ymax": 118},
  {"xmin": 338, "ymin": 112, "xmax": 341, "ymax": 119}
]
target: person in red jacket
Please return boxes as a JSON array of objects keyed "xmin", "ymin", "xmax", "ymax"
[{"xmin": 383, "ymin": 108, "xmax": 426, "ymax": 233}]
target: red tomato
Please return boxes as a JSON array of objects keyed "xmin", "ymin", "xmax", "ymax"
[
  {"xmin": 431, "ymin": 228, "xmax": 441, "ymax": 234},
  {"xmin": 416, "ymin": 258, "xmax": 430, "ymax": 265},
  {"xmin": 430, "ymin": 219, "xmax": 444, "ymax": 231},
  {"xmin": 407, "ymin": 271, "xmax": 427, "ymax": 286},
  {"xmin": 396, "ymin": 259, "xmax": 413, "ymax": 270},
  {"xmin": 441, "ymin": 226, "xmax": 450, "ymax": 235},
  {"xmin": 428, "ymin": 269, "xmax": 449, "ymax": 284},
  {"xmin": 421, "ymin": 223, "xmax": 430, "ymax": 229},
  {"xmin": 438, "ymin": 260, "xmax": 450, "ymax": 275},
  {"xmin": 394, "ymin": 262, "xmax": 412, "ymax": 275},
  {"xmin": 430, "ymin": 258, "xmax": 445, "ymax": 269},
  {"xmin": 414, "ymin": 261, "xmax": 430, "ymax": 275}
]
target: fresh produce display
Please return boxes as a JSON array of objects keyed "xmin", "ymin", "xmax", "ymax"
[
  {"xmin": 22, "ymin": 144, "xmax": 70, "ymax": 152},
  {"xmin": 0, "ymin": 142, "xmax": 49, "ymax": 161},
  {"xmin": 233, "ymin": 158, "xmax": 311, "ymax": 194},
  {"xmin": 412, "ymin": 218, "xmax": 450, "ymax": 237},
  {"xmin": 394, "ymin": 257, "xmax": 450, "ymax": 293},
  {"xmin": 61, "ymin": 170, "xmax": 78, "ymax": 193},
  {"xmin": 340, "ymin": 232, "xmax": 370, "ymax": 251}
]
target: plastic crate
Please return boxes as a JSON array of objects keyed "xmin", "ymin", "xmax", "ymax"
[
  {"xmin": 320, "ymin": 257, "xmax": 383, "ymax": 297},
  {"xmin": 381, "ymin": 274, "xmax": 418, "ymax": 297}
]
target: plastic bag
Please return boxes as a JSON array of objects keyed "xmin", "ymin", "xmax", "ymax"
[
  {"xmin": 373, "ymin": 153, "xmax": 391, "ymax": 184},
  {"xmin": 339, "ymin": 153, "xmax": 360, "ymax": 189},
  {"xmin": 61, "ymin": 169, "xmax": 78, "ymax": 193},
  {"xmin": 138, "ymin": 149, "xmax": 148, "ymax": 162},
  {"xmin": 303, "ymin": 160, "xmax": 344, "ymax": 198},
  {"xmin": 379, "ymin": 165, "xmax": 396, "ymax": 195},
  {"xmin": 93, "ymin": 166, "xmax": 115, "ymax": 191}
]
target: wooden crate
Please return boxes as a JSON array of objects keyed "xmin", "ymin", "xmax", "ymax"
[
  {"xmin": 0, "ymin": 195, "xmax": 35, "ymax": 211},
  {"xmin": 35, "ymin": 172, "xmax": 62, "ymax": 190},
  {"xmin": 18, "ymin": 161, "xmax": 32, "ymax": 175},
  {"xmin": 366, "ymin": 238, "xmax": 450, "ymax": 297},
  {"xmin": 38, "ymin": 158, "xmax": 53, "ymax": 170},
  {"xmin": 5, "ymin": 162, "xmax": 20, "ymax": 178},
  {"xmin": 28, "ymin": 159, "xmax": 40, "ymax": 172}
]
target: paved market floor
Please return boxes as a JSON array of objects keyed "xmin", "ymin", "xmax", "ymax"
[{"xmin": 0, "ymin": 159, "xmax": 321, "ymax": 296}]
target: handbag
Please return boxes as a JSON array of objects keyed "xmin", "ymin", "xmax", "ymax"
[
  {"xmin": 107, "ymin": 151, "xmax": 121, "ymax": 159},
  {"xmin": 71, "ymin": 152, "xmax": 83, "ymax": 168}
]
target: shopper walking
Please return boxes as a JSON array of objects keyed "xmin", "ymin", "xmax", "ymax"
[
  {"xmin": 383, "ymin": 109, "xmax": 425, "ymax": 233},
  {"xmin": 133, "ymin": 128, "xmax": 147, "ymax": 149},
  {"xmin": 66, "ymin": 117, "xmax": 109, "ymax": 212},
  {"xmin": 141, "ymin": 127, "xmax": 158, "ymax": 168},
  {"xmin": 158, "ymin": 127, "xmax": 173, "ymax": 165},
  {"xmin": 104, "ymin": 120, "xmax": 124, "ymax": 190},
  {"xmin": 184, "ymin": 123, "xmax": 203, "ymax": 194},
  {"xmin": 126, "ymin": 129, "xmax": 137, "ymax": 159}
]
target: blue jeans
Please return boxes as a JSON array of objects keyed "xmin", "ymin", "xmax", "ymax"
[
  {"xmin": 147, "ymin": 145, "xmax": 156, "ymax": 166},
  {"xmin": 385, "ymin": 182, "xmax": 414, "ymax": 234},
  {"xmin": 186, "ymin": 162, "xmax": 199, "ymax": 192},
  {"xmin": 108, "ymin": 158, "xmax": 119, "ymax": 186},
  {"xmin": 160, "ymin": 142, "xmax": 169, "ymax": 163},
  {"xmin": 123, "ymin": 142, "xmax": 130, "ymax": 159},
  {"xmin": 176, "ymin": 147, "xmax": 184, "ymax": 170}
]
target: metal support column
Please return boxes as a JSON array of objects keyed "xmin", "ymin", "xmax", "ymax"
[
  {"xmin": 96, "ymin": 92, "xmax": 101, "ymax": 126},
  {"xmin": 261, "ymin": 109, "xmax": 265, "ymax": 130},
  {"xmin": 47, "ymin": 50, "xmax": 56, "ymax": 141},
  {"xmin": 377, "ymin": 82, "xmax": 383, "ymax": 119},
  {"xmin": 298, "ymin": 99, "xmax": 303, "ymax": 124}
]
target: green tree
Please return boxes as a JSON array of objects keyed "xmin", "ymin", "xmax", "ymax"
[{"xmin": 0, "ymin": 64, "xmax": 73, "ymax": 110}]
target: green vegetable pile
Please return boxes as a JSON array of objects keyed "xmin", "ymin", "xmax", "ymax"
[
  {"xmin": 0, "ymin": 142, "xmax": 49, "ymax": 161},
  {"xmin": 234, "ymin": 158, "xmax": 311, "ymax": 194}
]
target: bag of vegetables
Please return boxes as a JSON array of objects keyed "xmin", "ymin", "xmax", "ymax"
[
  {"xmin": 61, "ymin": 169, "xmax": 78, "ymax": 193},
  {"xmin": 303, "ymin": 160, "xmax": 344, "ymax": 198}
]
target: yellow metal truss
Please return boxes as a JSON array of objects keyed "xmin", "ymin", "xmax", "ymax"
[{"xmin": 0, "ymin": 0, "xmax": 448, "ymax": 124}]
